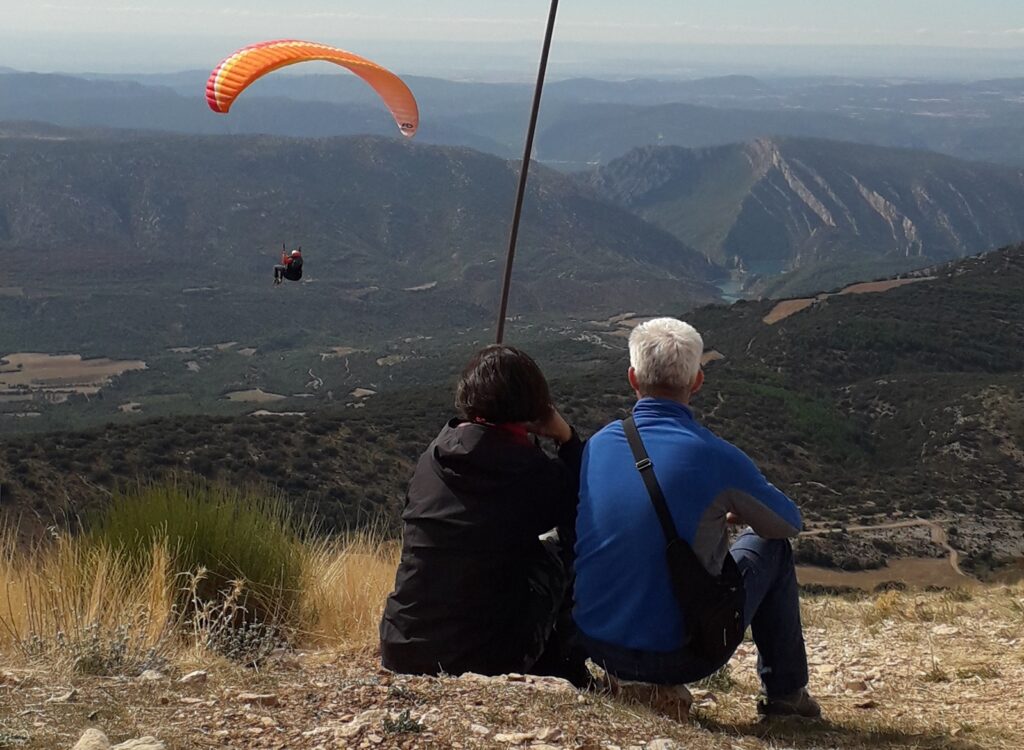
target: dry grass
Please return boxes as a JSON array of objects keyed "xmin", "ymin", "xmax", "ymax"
[
  {"xmin": 789, "ymin": 582, "xmax": 1024, "ymax": 748},
  {"xmin": 0, "ymin": 525, "xmax": 398, "ymax": 671},
  {"xmin": 297, "ymin": 535, "xmax": 400, "ymax": 647},
  {"xmin": 0, "ymin": 530, "xmax": 175, "ymax": 674}
]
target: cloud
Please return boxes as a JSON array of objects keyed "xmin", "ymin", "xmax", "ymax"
[
  {"xmin": 20, "ymin": 3, "xmax": 1024, "ymax": 49},
  {"xmin": 36, "ymin": 3, "xmax": 537, "ymax": 26}
]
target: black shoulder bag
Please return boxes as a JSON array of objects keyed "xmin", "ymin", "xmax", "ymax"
[{"xmin": 622, "ymin": 416, "xmax": 745, "ymax": 663}]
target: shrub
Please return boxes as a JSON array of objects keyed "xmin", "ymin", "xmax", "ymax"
[{"xmin": 87, "ymin": 479, "xmax": 307, "ymax": 628}]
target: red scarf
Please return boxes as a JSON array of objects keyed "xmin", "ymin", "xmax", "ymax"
[{"xmin": 467, "ymin": 418, "xmax": 532, "ymax": 445}]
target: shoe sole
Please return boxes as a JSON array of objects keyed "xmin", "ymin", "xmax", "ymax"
[{"xmin": 757, "ymin": 711, "xmax": 822, "ymax": 722}]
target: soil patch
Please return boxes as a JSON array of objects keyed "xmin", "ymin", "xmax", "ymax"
[
  {"xmin": 321, "ymin": 347, "xmax": 365, "ymax": 361},
  {"xmin": 798, "ymin": 557, "xmax": 973, "ymax": 590},
  {"xmin": 764, "ymin": 277, "xmax": 936, "ymax": 325},
  {"xmin": 224, "ymin": 389, "xmax": 287, "ymax": 404},
  {"xmin": 0, "ymin": 353, "xmax": 147, "ymax": 398},
  {"xmin": 763, "ymin": 297, "xmax": 820, "ymax": 325},
  {"xmin": 838, "ymin": 277, "xmax": 935, "ymax": 296}
]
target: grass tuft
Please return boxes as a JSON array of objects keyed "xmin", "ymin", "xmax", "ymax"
[
  {"xmin": 88, "ymin": 479, "xmax": 307, "ymax": 627},
  {"xmin": 694, "ymin": 664, "xmax": 736, "ymax": 694},
  {"xmin": 921, "ymin": 664, "xmax": 950, "ymax": 683}
]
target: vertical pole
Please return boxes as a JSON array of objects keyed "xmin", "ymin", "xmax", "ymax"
[{"xmin": 495, "ymin": 0, "xmax": 560, "ymax": 344}]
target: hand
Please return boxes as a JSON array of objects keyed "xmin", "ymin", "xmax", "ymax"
[
  {"xmin": 527, "ymin": 406, "xmax": 573, "ymax": 444},
  {"xmin": 726, "ymin": 512, "xmax": 745, "ymax": 525}
]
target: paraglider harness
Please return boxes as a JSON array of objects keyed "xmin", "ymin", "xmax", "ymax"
[
  {"xmin": 275, "ymin": 246, "xmax": 303, "ymax": 284},
  {"xmin": 283, "ymin": 253, "xmax": 303, "ymax": 281},
  {"xmin": 622, "ymin": 416, "xmax": 745, "ymax": 663}
]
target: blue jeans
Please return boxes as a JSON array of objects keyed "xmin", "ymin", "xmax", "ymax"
[{"xmin": 581, "ymin": 532, "xmax": 809, "ymax": 697}]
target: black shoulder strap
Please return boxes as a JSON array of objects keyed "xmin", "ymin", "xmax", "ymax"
[{"xmin": 622, "ymin": 416, "xmax": 680, "ymax": 544}]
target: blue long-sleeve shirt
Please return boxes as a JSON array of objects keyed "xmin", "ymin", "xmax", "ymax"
[{"xmin": 574, "ymin": 398, "xmax": 802, "ymax": 652}]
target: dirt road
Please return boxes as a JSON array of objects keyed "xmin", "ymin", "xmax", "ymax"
[{"xmin": 804, "ymin": 519, "xmax": 965, "ymax": 577}]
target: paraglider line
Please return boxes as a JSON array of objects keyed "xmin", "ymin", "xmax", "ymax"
[{"xmin": 495, "ymin": 0, "xmax": 560, "ymax": 344}]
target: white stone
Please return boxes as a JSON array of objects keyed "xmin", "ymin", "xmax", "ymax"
[
  {"xmin": 236, "ymin": 692, "xmax": 279, "ymax": 706},
  {"xmin": 495, "ymin": 732, "xmax": 538, "ymax": 744},
  {"xmin": 535, "ymin": 728, "xmax": 563, "ymax": 742},
  {"xmin": 647, "ymin": 741, "xmax": 681, "ymax": 750},
  {"xmin": 337, "ymin": 709, "xmax": 390, "ymax": 738},
  {"xmin": 72, "ymin": 729, "xmax": 111, "ymax": 750},
  {"xmin": 417, "ymin": 708, "xmax": 442, "ymax": 725},
  {"xmin": 177, "ymin": 670, "xmax": 208, "ymax": 686},
  {"xmin": 111, "ymin": 740, "xmax": 165, "ymax": 750},
  {"xmin": 528, "ymin": 676, "xmax": 577, "ymax": 694}
]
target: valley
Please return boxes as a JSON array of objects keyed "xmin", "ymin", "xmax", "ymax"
[
  {"xmin": 0, "ymin": 104, "xmax": 1022, "ymax": 587},
  {"xmin": 2, "ymin": 242, "xmax": 1023, "ymax": 583}
]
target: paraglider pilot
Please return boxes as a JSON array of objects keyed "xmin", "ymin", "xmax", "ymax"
[{"xmin": 274, "ymin": 245, "xmax": 303, "ymax": 286}]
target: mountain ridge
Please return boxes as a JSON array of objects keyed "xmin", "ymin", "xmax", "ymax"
[
  {"xmin": 6, "ymin": 70, "xmax": 1024, "ymax": 169},
  {"xmin": 0, "ymin": 130, "xmax": 720, "ymax": 365},
  {"xmin": 586, "ymin": 137, "xmax": 1024, "ymax": 292},
  {"xmin": 0, "ymin": 131, "xmax": 716, "ymax": 288}
]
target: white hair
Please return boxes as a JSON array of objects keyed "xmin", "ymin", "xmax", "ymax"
[{"xmin": 628, "ymin": 318, "xmax": 704, "ymax": 395}]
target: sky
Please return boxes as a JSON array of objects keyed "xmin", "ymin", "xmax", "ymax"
[{"xmin": 2, "ymin": 1, "xmax": 1023, "ymax": 76}]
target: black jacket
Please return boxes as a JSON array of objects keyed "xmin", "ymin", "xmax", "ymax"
[{"xmin": 380, "ymin": 418, "xmax": 583, "ymax": 676}]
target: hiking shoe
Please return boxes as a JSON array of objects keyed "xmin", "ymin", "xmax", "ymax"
[{"xmin": 757, "ymin": 688, "xmax": 821, "ymax": 719}]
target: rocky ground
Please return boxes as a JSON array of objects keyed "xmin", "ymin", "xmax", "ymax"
[{"xmin": 2, "ymin": 586, "xmax": 1022, "ymax": 750}]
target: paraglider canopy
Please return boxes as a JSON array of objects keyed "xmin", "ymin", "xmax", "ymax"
[{"xmin": 206, "ymin": 40, "xmax": 419, "ymax": 138}]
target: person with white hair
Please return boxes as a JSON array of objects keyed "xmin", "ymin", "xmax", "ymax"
[{"xmin": 574, "ymin": 317, "xmax": 820, "ymax": 719}]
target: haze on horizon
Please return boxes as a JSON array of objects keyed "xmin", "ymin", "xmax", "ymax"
[{"xmin": 2, "ymin": 0, "xmax": 1024, "ymax": 79}]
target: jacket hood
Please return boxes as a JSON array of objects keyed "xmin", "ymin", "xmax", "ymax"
[{"xmin": 430, "ymin": 419, "xmax": 540, "ymax": 492}]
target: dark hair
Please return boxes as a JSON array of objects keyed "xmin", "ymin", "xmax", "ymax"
[{"xmin": 455, "ymin": 345, "xmax": 551, "ymax": 424}]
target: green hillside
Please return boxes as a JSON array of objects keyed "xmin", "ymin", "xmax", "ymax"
[{"xmin": 3, "ymin": 246, "xmax": 1022, "ymax": 575}]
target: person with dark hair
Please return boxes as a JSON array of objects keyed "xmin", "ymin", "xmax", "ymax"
[{"xmin": 380, "ymin": 345, "xmax": 586, "ymax": 682}]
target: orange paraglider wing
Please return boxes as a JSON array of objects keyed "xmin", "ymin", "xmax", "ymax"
[{"xmin": 206, "ymin": 40, "xmax": 419, "ymax": 137}]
